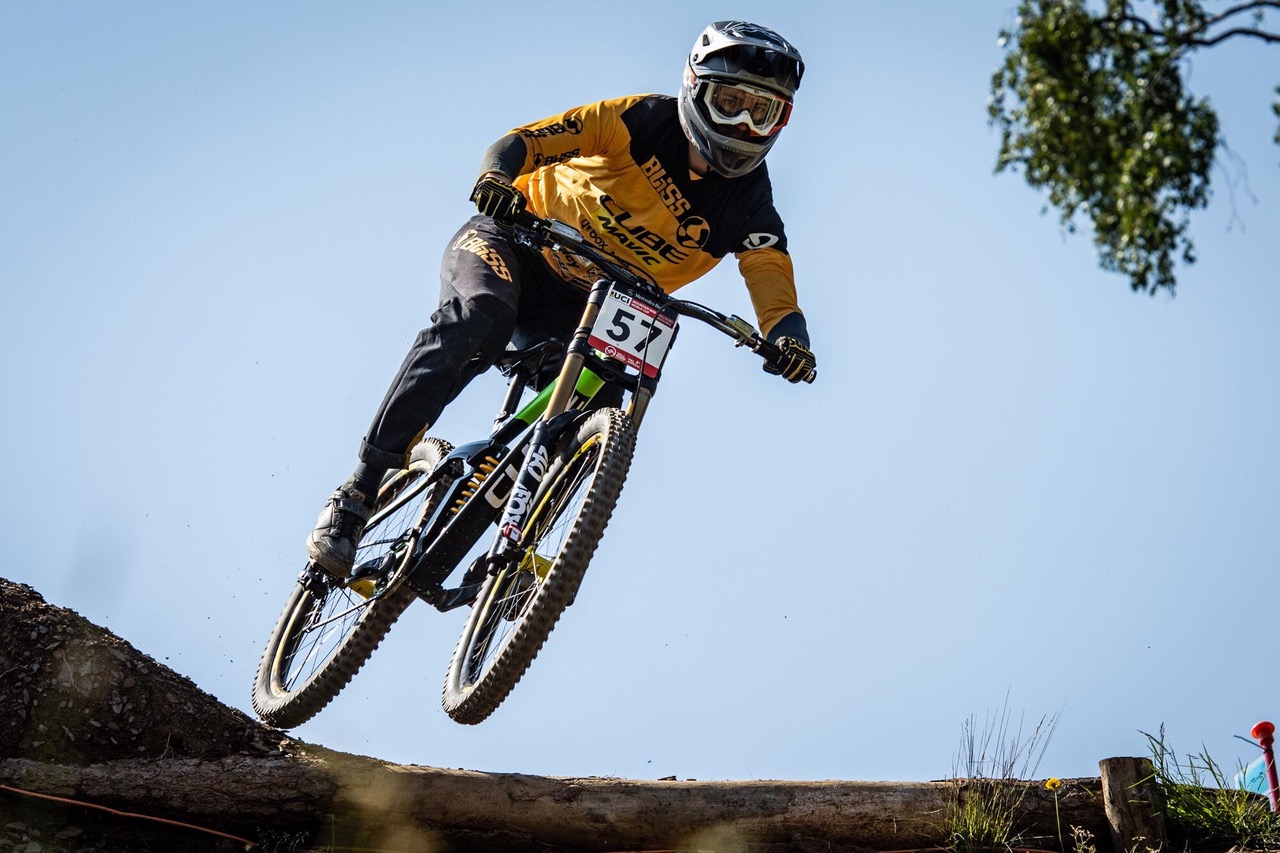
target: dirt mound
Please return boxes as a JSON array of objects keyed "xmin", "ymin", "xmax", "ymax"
[
  {"xmin": 1, "ymin": 578, "xmax": 1116, "ymax": 853},
  {"xmin": 1, "ymin": 578, "xmax": 285, "ymax": 765}
]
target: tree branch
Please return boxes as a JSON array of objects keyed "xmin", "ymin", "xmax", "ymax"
[
  {"xmin": 1108, "ymin": 2, "xmax": 1280, "ymax": 50},
  {"xmin": 1203, "ymin": 0, "xmax": 1280, "ymax": 30},
  {"xmin": 1178, "ymin": 0, "xmax": 1280, "ymax": 46},
  {"xmin": 1186, "ymin": 26, "xmax": 1280, "ymax": 46}
]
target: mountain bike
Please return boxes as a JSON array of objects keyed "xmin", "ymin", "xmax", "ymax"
[{"xmin": 250, "ymin": 209, "xmax": 816, "ymax": 728}]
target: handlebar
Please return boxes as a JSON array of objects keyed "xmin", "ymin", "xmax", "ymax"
[{"xmin": 503, "ymin": 210, "xmax": 815, "ymax": 384}]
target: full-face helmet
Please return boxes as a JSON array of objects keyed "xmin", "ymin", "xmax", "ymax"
[{"xmin": 677, "ymin": 21, "xmax": 804, "ymax": 178}]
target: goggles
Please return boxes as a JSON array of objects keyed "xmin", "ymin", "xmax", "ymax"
[{"xmin": 700, "ymin": 79, "xmax": 793, "ymax": 138}]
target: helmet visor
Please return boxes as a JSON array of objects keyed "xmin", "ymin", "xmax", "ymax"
[{"xmin": 700, "ymin": 80, "xmax": 792, "ymax": 139}]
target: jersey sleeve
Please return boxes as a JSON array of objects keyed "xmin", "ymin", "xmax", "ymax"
[
  {"xmin": 738, "ymin": 248, "xmax": 805, "ymax": 342},
  {"xmin": 734, "ymin": 202, "xmax": 806, "ymax": 343},
  {"xmin": 502, "ymin": 96, "xmax": 648, "ymax": 175}
]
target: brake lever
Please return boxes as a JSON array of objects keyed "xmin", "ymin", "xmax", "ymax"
[{"xmin": 723, "ymin": 315, "xmax": 761, "ymax": 348}]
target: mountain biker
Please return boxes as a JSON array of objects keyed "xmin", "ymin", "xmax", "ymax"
[{"xmin": 306, "ymin": 20, "xmax": 818, "ymax": 578}]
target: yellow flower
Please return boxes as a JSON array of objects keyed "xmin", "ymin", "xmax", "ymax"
[{"xmin": 1045, "ymin": 777, "xmax": 1063, "ymax": 791}]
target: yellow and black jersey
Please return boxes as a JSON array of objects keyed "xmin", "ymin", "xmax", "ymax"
[{"xmin": 483, "ymin": 94, "xmax": 805, "ymax": 342}]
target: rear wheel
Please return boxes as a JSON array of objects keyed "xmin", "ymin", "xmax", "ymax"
[
  {"xmin": 251, "ymin": 438, "xmax": 453, "ymax": 728},
  {"xmin": 441, "ymin": 408, "xmax": 635, "ymax": 724}
]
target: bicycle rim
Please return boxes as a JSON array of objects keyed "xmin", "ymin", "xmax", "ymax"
[
  {"xmin": 252, "ymin": 438, "xmax": 452, "ymax": 727},
  {"xmin": 442, "ymin": 408, "xmax": 634, "ymax": 724}
]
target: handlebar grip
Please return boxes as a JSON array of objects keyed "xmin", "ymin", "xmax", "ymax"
[
  {"xmin": 756, "ymin": 338, "xmax": 816, "ymax": 384},
  {"xmin": 505, "ymin": 208, "xmax": 540, "ymax": 230}
]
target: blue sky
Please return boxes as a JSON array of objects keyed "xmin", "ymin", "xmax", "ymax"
[{"xmin": 3, "ymin": 1, "xmax": 1277, "ymax": 783}]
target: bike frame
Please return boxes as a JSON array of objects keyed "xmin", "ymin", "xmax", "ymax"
[
  {"xmin": 255, "ymin": 210, "xmax": 815, "ymax": 731},
  {"xmin": 396, "ymin": 278, "xmax": 660, "ymax": 609},
  {"xmin": 364, "ymin": 209, "xmax": 807, "ymax": 610}
]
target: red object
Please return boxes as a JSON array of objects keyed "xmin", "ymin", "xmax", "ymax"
[{"xmin": 1253, "ymin": 720, "xmax": 1279, "ymax": 813}]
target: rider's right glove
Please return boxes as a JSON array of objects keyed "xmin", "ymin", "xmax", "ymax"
[
  {"xmin": 470, "ymin": 173, "xmax": 525, "ymax": 223},
  {"xmin": 763, "ymin": 336, "xmax": 817, "ymax": 383}
]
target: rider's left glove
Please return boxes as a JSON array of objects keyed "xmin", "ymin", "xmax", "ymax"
[
  {"xmin": 470, "ymin": 173, "xmax": 525, "ymax": 223},
  {"xmin": 763, "ymin": 336, "xmax": 816, "ymax": 383}
]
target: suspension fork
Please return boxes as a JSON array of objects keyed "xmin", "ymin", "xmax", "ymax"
[
  {"xmin": 543, "ymin": 278, "xmax": 612, "ymax": 417},
  {"xmin": 486, "ymin": 278, "xmax": 614, "ymax": 565},
  {"xmin": 623, "ymin": 302, "xmax": 676, "ymax": 428},
  {"xmin": 625, "ymin": 375, "xmax": 658, "ymax": 428}
]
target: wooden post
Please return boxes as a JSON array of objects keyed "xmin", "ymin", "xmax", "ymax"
[{"xmin": 1099, "ymin": 756, "xmax": 1167, "ymax": 852}]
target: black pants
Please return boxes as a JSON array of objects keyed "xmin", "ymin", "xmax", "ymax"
[{"xmin": 357, "ymin": 215, "xmax": 588, "ymax": 469}]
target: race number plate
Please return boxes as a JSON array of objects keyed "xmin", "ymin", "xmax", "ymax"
[{"xmin": 587, "ymin": 284, "xmax": 676, "ymax": 378}]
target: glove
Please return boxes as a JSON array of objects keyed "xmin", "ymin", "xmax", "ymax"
[
  {"xmin": 470, "ymin": 173, "xmax": 525, "ymax": 222},
  {"xmin": 763, "ymin": 336, "xmax": 816, "ymax": 383}
]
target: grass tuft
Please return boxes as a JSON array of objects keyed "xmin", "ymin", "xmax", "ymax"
[
  {"xmin": 945, "ymin": 702, "xmax": 1059, "ymax": 853},
  {"xmin": 1143, "ymin": 724, "xmax": 1280, "ymax": 853}
]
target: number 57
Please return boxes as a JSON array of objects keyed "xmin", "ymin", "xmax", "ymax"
[{"xmin": 607, "ymin": 310, "xmax": 663, "ymax": 351}]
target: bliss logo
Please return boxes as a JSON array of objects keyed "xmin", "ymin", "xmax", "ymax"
[{"xmin": 640, "ymin": 156, "xmax": 691, "ymax": 217}]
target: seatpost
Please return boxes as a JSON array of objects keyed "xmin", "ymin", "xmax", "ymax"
[{"xmin": 493, "ymin": 370, "xmax": 529, "ymax": 432}]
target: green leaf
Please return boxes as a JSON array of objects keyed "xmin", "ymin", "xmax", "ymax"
[{"xmin": 989, "ymin": 0, "xmax": 1234, "ymax": 294}]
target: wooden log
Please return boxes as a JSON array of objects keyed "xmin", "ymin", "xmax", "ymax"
[
  {"xmin": 0, "ymin": 755, "xmax": 332, "ymax": 830},
  {"xmin": 1099, "ymin": 756, "xmax": 1167, "ymax": 853},
  {"xmin": 1, "ymin": 751, "xmax": 1112, "ymax": 853},
  {"xmin": 1, "ymin": 580, "xmax": 1120, "ymax": 852}
]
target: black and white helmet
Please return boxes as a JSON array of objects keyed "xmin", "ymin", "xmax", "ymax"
[{"xmin": 678, "ymin": 21, "xmax": 804, "ymax": 178}]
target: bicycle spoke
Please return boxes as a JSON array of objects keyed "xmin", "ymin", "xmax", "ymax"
[{"xmin": 254, "ymin": 438, "xmax": 454, "ymax": 729}]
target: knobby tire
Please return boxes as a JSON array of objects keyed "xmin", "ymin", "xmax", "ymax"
[
  {"xmin": 251, "ymin": 438, "xmax": 453, "ymax": 728},
  {"xmin": 441, "ymin": 407, "xmax": 636, "ymax": 724}
]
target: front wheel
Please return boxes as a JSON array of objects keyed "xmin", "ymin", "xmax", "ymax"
[
  {"xmin": 251, "ymin": 438, "xmax": 453, "ymax": 728},
  {"xmin": 441, "ymin": 407, "xmax": 636, "ymax": 724}
]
